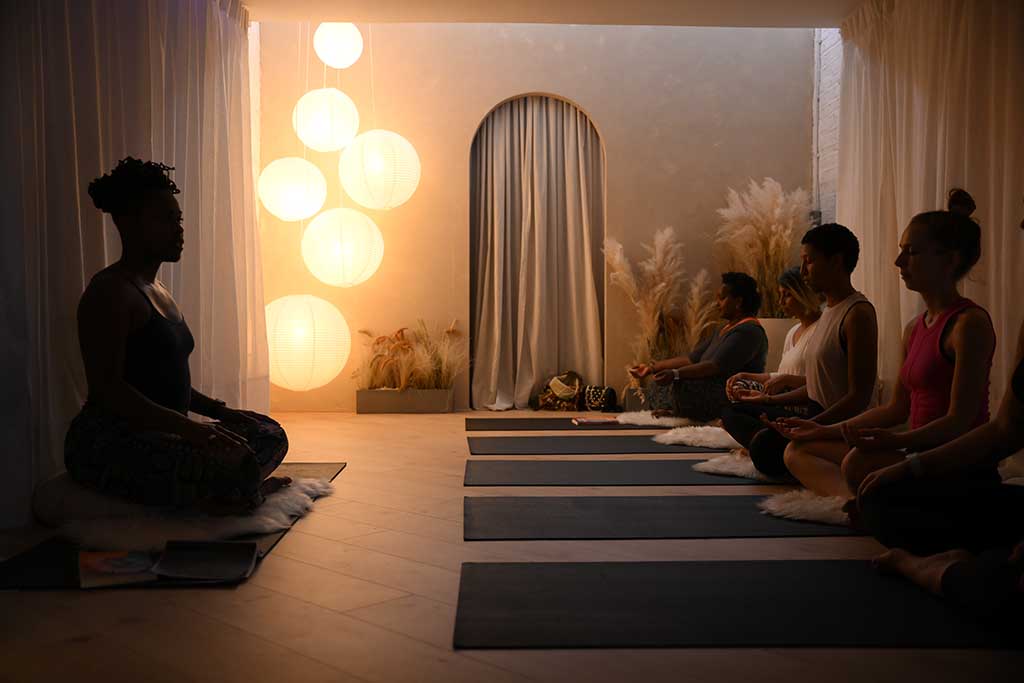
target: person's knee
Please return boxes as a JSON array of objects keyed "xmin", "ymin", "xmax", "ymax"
[
  {"xmin": 782, "ymin": 442, "xmax": 803, "ymax": 472},
  {"xmin": 841, "ymin": 448, "xmax": 867, "ymax": 492},
  {"xmin": 749, "ymin": 429, "xmax": 788, "ymax": 477}
]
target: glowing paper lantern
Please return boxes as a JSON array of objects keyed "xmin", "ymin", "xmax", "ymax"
[
  {"xmin": 292, "ymin": 88, "xmax": 360, "ymax": 152},
  {"xmin": 313, "ymin": 22, "xmax": 363, "ymax": 69},
  {"xmin": 266, "ymin": 295, "xmax": 351, "ymax": 391},
  {"xmin": 302, "ymin": 208, "xmax": 384, "ymax": 287},
  {"xmin": 257, "ymin": 157, "xmax": 327, "ymax": 221},
  {"xmin": 339, "ymin": 129, "xmax": 421, "ymax": 210}
]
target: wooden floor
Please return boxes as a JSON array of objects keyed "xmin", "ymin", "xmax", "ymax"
[{"xmin": 1, "ymin": 411, "xmax": 1020, "ymax": 682}]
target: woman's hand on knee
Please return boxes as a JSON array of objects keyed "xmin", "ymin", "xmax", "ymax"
[
  {"xmin": 856, "ymin": 460, "xmax": 912, "ymax": 501},
  {"xmin": 180, "ymin": 419, "xmax": 253, "ymax": 454}
]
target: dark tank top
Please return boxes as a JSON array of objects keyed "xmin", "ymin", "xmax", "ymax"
[
  {"xmin": 1013, "ymin": 356, "xmax": 1024, "ymax": 404},
  {"xmin": 123, "ymin": 282, "xmax": 194, "ymax": 414}
]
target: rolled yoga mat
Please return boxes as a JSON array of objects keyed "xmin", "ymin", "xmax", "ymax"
[
  {"xmin": 464, "ymin": 459, "xmax": 764, "ymax": 486},
  {"xmin": 463, "ymin": 495, "xmax": 860, "ymax": 540},
  {"xmin": 467, "ymin": 435, "xmax": 719, "ymax": 455},
  {"xmin": 453, "ymin": 560, "xmax": 1022, "ymax": 649},
  {"xmin": 465, "ymin": 417, "xmax": 668, "ymax": 431}
]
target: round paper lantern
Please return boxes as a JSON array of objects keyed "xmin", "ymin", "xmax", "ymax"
[
  {"xmin": 302, "ymin": 208, "xmax": 384, "ymax": 287},
  {"xmin": 292, "ymin": 88, "xmax": 360, "ymax": 152},
  {"xmin": 265, "ymin": 295, "xmax": 351, "ymax": 391},
  {"xmin": 313, "ymin": 22, "xmax": 363, "ymax": 69},
  {"xmin": 257, "ymin": 157, "xmax": 327, "ymax": 221},
  {"xmin": 339, "ymin": 129, "xmax": 421, "ymax": 210}
]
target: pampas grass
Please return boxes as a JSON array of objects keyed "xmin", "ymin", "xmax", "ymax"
[
  {"xmin": 605, "ymin": 228, "xmax": 719, "ymax": 403},
  {"xmin": 715, "ymin": 178, "xmax": 811, "ymax": 318},
  {"xmin": 354, "ymin": 320, "xmax": 468, "ymax": 390}
]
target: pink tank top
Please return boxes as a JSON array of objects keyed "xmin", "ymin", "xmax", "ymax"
[{"xmin": 899, "ymin": 298, "xmax": 992, "ymax": 430}]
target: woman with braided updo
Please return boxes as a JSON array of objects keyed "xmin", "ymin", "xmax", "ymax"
[{"xmin": 64, "ymin": 157, "xmax": 289, "ymax": 514}]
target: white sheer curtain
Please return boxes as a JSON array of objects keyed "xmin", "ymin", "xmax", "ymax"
[
  {"xmin": 0, "ymin": 0, "xmax": 267, "ymax": 528},
  {"xmin": 470, "ymin": 96, "xmax": 605, "ymax": 410},
  {"xmin": 838, "ymin": 0, "xmax": 1024, "ymax": 403}
]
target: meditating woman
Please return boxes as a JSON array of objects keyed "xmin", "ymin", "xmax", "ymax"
[
  {"xmin": 64, "ymin": 157, "xmax": 289, "ymax": 514},
  {"xmin": 858, "ymin": 314, "xmax": 1024, "ymax": 622},
  {"xmin": 781, "ymin": 190, "xmax": 995, "ymax": 498},
  {"xmin": 720, "ymin": 266, "xmax": 824, "ymax": 452},
  {"xmin": 630, "ymin": 272, "xmax": 767, "ymax": 423},
  {"xmin": 749, "ymin": 223, "xmax": 879, "ymax": 477}
]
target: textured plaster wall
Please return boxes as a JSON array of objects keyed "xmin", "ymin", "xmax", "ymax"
[{"xmin": 259, "ymin": 23, "xmax": 814, "ymax": 411}]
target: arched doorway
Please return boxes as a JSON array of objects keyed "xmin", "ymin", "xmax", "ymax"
[{"xmin": 469, "ymin": 94, "xmax": 606, "ymax": 409}]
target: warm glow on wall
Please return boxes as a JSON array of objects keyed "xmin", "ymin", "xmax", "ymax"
[
  {"xmin": 265, "ymin": 294, "xmax": 351, "ymax": 391},
  {"xmin": 257, "ymin": 157, "xmax": 327, "ymax": 221},
  {"xmin": 292, "ymin": 88, "xmax": 360, "ymax": 152},
  {"xmin": 313, "ymin": 22, "xmax": 363, "ymax": 69},
  {"xmin": 339, "ymin": 130, "xmax": 421, "ymax": 210},
  {"xmin": 302, "ymin": 208, "xmax": 384, "ymax": 287}
]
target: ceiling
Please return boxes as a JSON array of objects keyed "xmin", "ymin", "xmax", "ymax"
[{"xmin": 243, "ymin": 0, "xmax": 863, "ymax": 28}]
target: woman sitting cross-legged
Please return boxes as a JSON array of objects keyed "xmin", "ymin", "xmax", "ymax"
[
  {"xmin": 740, "ymin": 223, "xmax": 880, "ymax": 478},
  {"xmin": 719, "ymin": 266, "xmax": 823, "ymax": 454},
  {"xmin": 64, "ymin": 157, "xmax": 290, "ymax": 515},
  {"xmin": 779, "ymin": 190, "xmax": 995, "ymax": 499},
  {"xmin": 629, "ymin": 272, "xmax": 767, "ymax": 423},
  {"xmin": 855, "ymin": 314, "xmax": 1024, "ymax": 623}
]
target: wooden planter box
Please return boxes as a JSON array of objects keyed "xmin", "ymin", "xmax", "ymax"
[{"xmin": 356, "ymin": 388, "xmax": 455, "ymax": 414}]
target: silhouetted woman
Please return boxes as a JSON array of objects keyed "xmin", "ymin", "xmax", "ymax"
[{"xmin": 64, "ymin": 158, "xmax": 289, "ymax": 514}]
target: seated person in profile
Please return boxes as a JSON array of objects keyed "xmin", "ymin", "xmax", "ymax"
[
  {"xmin": 64, "ymin": 158, "xmax": 290, "ymax": 515},
  {"xmin": 753, "ymin": 223, "xmax": 879, "ymax": 478},
  {"xmin": 720, "ymin": 266, "xmax": 824, "ymax": 453},
  {"xmin": 782, "ymin": 190, "xmax": 995, "ymax": 498},
  {"xmin": 629, "ymin": 272, "xmax": 767, "ymax": 423},
  {"xmin": 857, "ymin": 314, "xmax": 1024, "ymax": 625}
]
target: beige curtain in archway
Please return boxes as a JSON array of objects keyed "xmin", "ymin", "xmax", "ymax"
[{"xmin": 470, "ymin": 96, "xmax": 605, "ymax": 410}]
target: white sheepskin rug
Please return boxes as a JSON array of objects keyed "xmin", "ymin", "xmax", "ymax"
[
  {"xmin": 616, "ymin": 411, "xmax": 694, "ymax": 427},
  {"xmin": 653, "ymin": 426, "xmax": 740, "ymax": 450},
  {"xmin": 758, "ymin": 489, "xmax": 849, "ymax": 527},
  {"xmin": 60, "ymin": 478, "xmax": 334, "ymax": 552},
  {"xmin": 691, "ymin": 451, "xmax": 787, "ymax": 483}
]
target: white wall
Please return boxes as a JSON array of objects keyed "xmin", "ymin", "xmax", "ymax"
[
  {"xmin": 260, "ymin": 23, "xmax": 815, "ymax": 411},
  {"xmin": 813, "ymin": 28, "xmax": 843, "ymax": 224}
]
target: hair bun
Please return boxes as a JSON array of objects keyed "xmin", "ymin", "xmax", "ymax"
[{"xmin": 947, "ymin": 188, "xmax": 976, "ymax": 218}]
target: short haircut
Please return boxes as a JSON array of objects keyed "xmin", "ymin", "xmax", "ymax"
[
  {"xmin": 88, "ymin": 157, "xmax": 180, "ymax": 216},
  {"xmin": 800, "ymin": 223, "xmax": 860, "ymax": 273},
  {"xmin": 721, "ymin": 271, "xmax": 762, "ymax": 316}
]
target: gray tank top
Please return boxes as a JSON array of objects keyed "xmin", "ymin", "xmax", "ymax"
[{"xmin": 804, "ymin": 291, "xmax": 877, "ymax": 409}]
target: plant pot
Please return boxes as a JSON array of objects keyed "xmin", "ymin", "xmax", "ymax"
[
  {"xmin": 759, "ymin": 317, "xmax": 795, "ymax": 374},
  {"xmin": 356, "ymin": 388, "xmax": 455, "ymax": 414}
]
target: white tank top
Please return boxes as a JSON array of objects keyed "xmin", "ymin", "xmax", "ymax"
[
  {"xmin": 772, "ymin": 320, "xmax": 818, "ymax": 377},
  {"xmin": 804, "ymin": 292, "xmax": 877, "ymax": 409}
]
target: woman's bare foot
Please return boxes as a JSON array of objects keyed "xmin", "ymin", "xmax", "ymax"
[
  {"xmin": 259, "ymin": 476, "xmax": 292, "ymax": 496},
  {"xmin": 873, "ymin": 548, "xmax": 973, "ymax": 596}
]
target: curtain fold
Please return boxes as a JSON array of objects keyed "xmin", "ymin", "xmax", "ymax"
[
  {"xmin": 0, "ymin": 0, "xmax": 267, "ymax": 528},
  {"xmin": 838, "ymin": 0, "xmax": 1024, "ymax": 404},
  {"xmin": 470, "ymin": 96, "xmax": 605, "ymax": 410}
]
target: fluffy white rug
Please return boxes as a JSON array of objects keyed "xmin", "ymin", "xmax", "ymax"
[
  {"xmin": 616, "ymin": 411, "xmax": 694, "ymax": 427},
  {"xmin": 653, "ymin": 426, "xmax": 740, "ymax": 450},
  {"xmin": 60, "ymin": 478, "xmax": 334, "ymax": 552},
  {"xmin": 691, "ymin": 451, "xmax": 787, "ymax": 482},
  {"xmin": 758, "ymin": 489, "xmax": 849, "ymax": 526}
]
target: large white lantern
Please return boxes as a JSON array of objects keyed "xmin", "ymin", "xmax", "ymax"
[
  {"xmin": 339, "ymin": 129, "xmax": 421, "ymax": 210},
  {"xmin": 292, "ymin": 88, "xmax": 360, "ymax": 152},
  {"xmin": 265, "ymin": 295, "xmax": 351, "ymax": 391},
  {"xmin": 257, "ymin": 157, "xmax": 327, "ymax": 221},
  {"xmin": 302, "ymin": 208, "xmax": 384, "ymax": 287},
  {"xmin": 313, "ymin": 22, "xmax": 363, "ymax": 69}
]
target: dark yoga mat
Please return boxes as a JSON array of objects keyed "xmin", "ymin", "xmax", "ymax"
[
  {"xmin": 0, "ymin": 461, "xmax": 346, "ymax": 589},
  {"xmin": 453, "ymin": 560, "xmax": 1022, "ymax": 649},
  {"xmin": 464, "ymin": 495, "xmax": 860, "ymax": 540},
  {"xmin": 468, "ymin": 435, "xmax": 719, "ymax": 455},
  {"xmin": 465, "ymin": 417, "xmax": 668, "ymax": 431},
  {"xmin": 464, "ymin": 459, "xmax": 763, "ymax": 486}
]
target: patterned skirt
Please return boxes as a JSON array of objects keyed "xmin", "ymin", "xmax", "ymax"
[{"xmin": 64, "ymin": 404, "xmax": 288, "ymax": 509}]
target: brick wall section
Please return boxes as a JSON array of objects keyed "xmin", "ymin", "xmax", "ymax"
[{"xmin": 813, "ymin": 28, "xmax": 842, "ymax": 224}]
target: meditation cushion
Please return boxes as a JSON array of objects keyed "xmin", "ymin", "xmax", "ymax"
[{"xmin": 32, "ymin": 471, "xmax": 152, "ymax": 527}]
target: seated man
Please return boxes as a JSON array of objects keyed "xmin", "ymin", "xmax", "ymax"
[
  {"xmin": 630, "ymin": 272, "xmax": 767, "ymax": 423},
  {"xmin": 64, "ymin": 158, "xmax": 289, "ymax": 515}
]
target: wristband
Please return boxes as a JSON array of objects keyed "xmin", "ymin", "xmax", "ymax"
[{"xmin": 905, "ymin": 452, "xmax": 924, "ymax": 477}]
